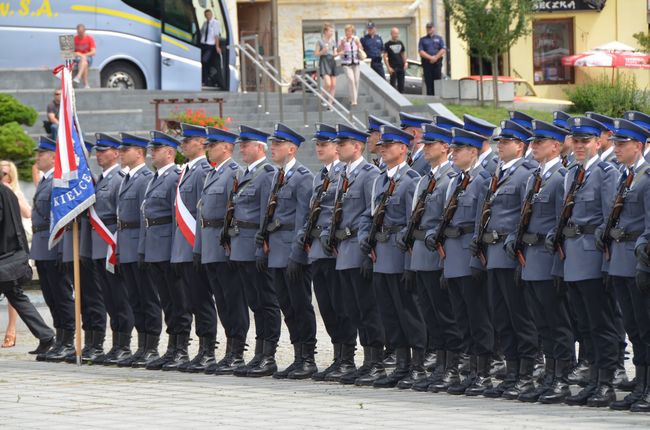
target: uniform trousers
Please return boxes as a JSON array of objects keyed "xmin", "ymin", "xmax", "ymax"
[
  {"xmin": 338, "ymin": 268, "xmax": 384, "ymax": 348},
  {"xmin": 148, "ymin": 262, "xmax": 191, "ymax": 336},
  {"xmin": 312, "ymin": 259, "xmax": 355, "ymax": 345},
  {"xmin": 35, "ymin": 260, "xmax": 74, "ymax": 331},
  {"xmin": 416, "ymin": 270, "xmax": 444, "ymax": 351},
  {"xmin": 237, "ymin": 261, "xmax": 281, "ymax": 343},
  {"xmin": 612, "ymin": 276, "xmax": 650, "ymax": 366},
  {"xmin": 78, "ymin": 260, "xmax": 106, "ymax": 332},
  {"xmin": 273, "ymin": 266, "xmax": 316, "ymax": 346},
  {"xmin": 610, "ymin": 287, "xmax": 630, "ymax": 366},
  {"xmin": 95, "ymin": 260, "xmax": 132, "ymax": 333},
  {"xmin": 568, "ymin": 284, "xmax": 595, "ymax": 363},
  {"xmin": 180, "ymin": 263, "xmax": 217, "ymax": 339},
  {"xmin": 0, "ymin": 281, "xmax": 54, "ymax": 341},
  {"xmin": 447, "ymin": 275, "xmax": 494, "ymax": 357},
  {"xmin": 121, "ymin": 262, "xmax": 161, "ymax": 336},
  {"xmin": 205, "ymin": 262, "xmax": 249, "ymax": 341}
]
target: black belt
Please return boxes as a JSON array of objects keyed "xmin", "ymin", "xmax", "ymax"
[
  {"xmin": 481, "ymin": 231, "xmax": 509, "ymax": 245},
  {"xmin": 101, "ymin": 216, "xmax": 117, "ymax": 226},
  {"xmin": 609, "ymin": 228, "xmax": 642, "ymax": 242},
  {"xmin": 443, "ymin": 224, "xmax": 475, "ymax": 239},
  {"xmin": 118, "ymin": 220, "xmax": 140, "ymax": 230},
  {"xmin": 32, "ymin": 224, "xmax": 49, "ymax": 233},
  {"xmin": 309, "ymin": 226, "xmax": 324, "ymax": 239},
  {"xmin": 231, "ymin": 219, "xmax": 259, "ymax": 230},
  {"xmin": 201, "ymin": 218, "xmax": 225, "ymax": 228},
  {"xmin": 374, "ymin": 225, "xmax": 405, "ymax": 243},
  {"xmin": 145, "ymin": 216, "xmax": 172, "ymax": 228},
  {"xmin": 522, "ymin": 232, "xmax": 545, "ymax": 246},
  {"xmin": 335, "ymin": 227, "xmax": 357, "ymax": 241},
  {"xmin": 562, "ymin": 224, "xmax": 598, "ymax": 238},
  {"xmin": 413, "ymin": 229, "xmax": 428, "ymax": 241},
  {"xmin": 266, "ymin": 219, "xmax": 295, "ymax": 233}
]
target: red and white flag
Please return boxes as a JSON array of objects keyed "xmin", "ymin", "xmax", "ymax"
[
  {"xmin": 175, "ymin": 165, "xmax": 197, "ymax": 247},
  {"xmin": 88, "ymin": 206, "xmax": 117, "ymax": 273}
]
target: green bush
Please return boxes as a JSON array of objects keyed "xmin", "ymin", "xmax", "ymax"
[
  {"xmin": 0, "ymin": 121, "xmax": 35, "ymax": 180},
  {"xmin": 565, "ymin": 74, "xmax": 650, "ymax": 117},
  {"xmin": 0, "ymin": 94, "xmax": 38, "ymax": 126}
]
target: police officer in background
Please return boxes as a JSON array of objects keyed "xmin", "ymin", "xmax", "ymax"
[
  {"xmin": 360, "ymin": 22, "xmax": 384, "ymax": 78},
  {"xmin": 139, "ymin": 131, "xmax": 185, "ymax": 370},
  {"xmin": 228, "ymin": 126, "xmax": 280, "ymax": 378},
  {"xmin": 90, "ymin": 134, "xmax": 132, "ymax": 365},
  {"xmin": 552, "ymin": 111, "xmax": 574, "ymax": 167},
  {"xmin": 195, "ymin": 127, "xmax": 248, "ymax": 376},
  {"xmin": 400, "ymin": 112, "xmax": 433, "ymax": 176},
  {"xmin": 624, "ymin": 111, "xmax": 650, "ymax": 163},
  {"xmin": 114, "ymin": 133, "xmax": 156, "ymax": 367},
  {"xmin": 586, "ymin": 112, "xmax": 618, "ymax": 166},
  {"xmin": 464, "ymin": 115, "xmax": 499, "ymax": 175},
  {"xmin": 367, "ymin": 115, "xmax": 391, "ymax": 168},
  {"xmin": 359, "ymin": 125, "xmax": 425, "ymax": 389},
  {"xmin": 418, "ymin": 22, "xmax": 446, "ymax": 96},
  {"xmin": 508, "ymin": 111, "xmax": 536, "ymax": 160},
  {"xmin": 545, "ymin": 116, "xmax": 620, "ymax": 408},
  {"xmin": 171, "ymin": 123, "xmax": 217, "ymax": 373}
]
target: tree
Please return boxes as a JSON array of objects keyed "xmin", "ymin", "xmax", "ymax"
[
  {"xmin": 633, "ymin": 31, "xmax": 650, "ymax": 53},
  {"xmin": 0, "ymin": 94, "xmax": 38, "ymax": 180}
]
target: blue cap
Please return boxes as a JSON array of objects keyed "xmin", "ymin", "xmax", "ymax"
[
  {"xmin": 180, "ymin": 123, "xmax": 208, "ymax": 138},
  {"xmin": 84, "ymin": 140, "xmax": 94, "ymax": 153},
  {"xmin": 269, "ymin": 123, "xmax": 305, "ymax": 147},
  {"xmin": 95, "ymin": 133, "xmax": 121, "ymax": 151},
  {"xmin": 36, "ymin": 136, "xmax": 56, "ymax": 152},
  {"xmin": 623, "ymin": 111, "xmax": 650, "ymax": 132},
  {"xmin": 495, "ymin": 120, "xmax": 533, "ymax": 142},
  {"xmin": 206, "ymin": 127, "xmax": 238, "ymax": 144},
  {"xmin": 236, "ymin": 125, "xmax": 269, "ymax": 143},
  {"xmin": 378, "ymin": 125, "xmax": 413, "ymax": 147},
  {"xmin": 531, "ymin": 120, "xmax": 570, "ymax": 142},
  {"xmin": 149, "ymin": 131, "xmax": 181, "ymax": 149},
  {"xmin": 568, "ymin": 116, "xmax": 608, "ymax": 139},
  {"xmin": 119, "ymin": 132, "xmax": 149, "ymax": 149},
  {"xmin": 508, "ymin": 111, "xmax": 535, "ymax": 130},
  {"xmin": 399, "ymin": 112, "xmax": 432, "ymax": 129},
  {"xmin": 432, "ymin": 115, "xmax": 463, "ymax": 131},
  {"xmin": 451, "ymin": 128, "xmax": 484, "ymax": 149},
  {"xmin": 463, "ymin": 114, "xmax": 496, "ymax": 138},
  {"xmin": 313, "ymin": 123, "xmax": 337, "ymax": 141},
  {"xmin": 422, "ymin": 124, "xmax": 452, "ymax": 145},
  {"xmin": 367, "ymin": 114, "xmax": 391, "ymax": 132},
  {"xmin": 609, "ymin": 118, "xmax": 650, "ymax": 143},
  {"xmin": 336, "ymin": 124, "xmax": 369, "ymax": 143},
  {"xmin": 586, "ymin": 112, "xmax": 616, "ymax": 132},
  {"xmin": 553, "ymin": 111, "xmax": 572, "ymax": 130}
]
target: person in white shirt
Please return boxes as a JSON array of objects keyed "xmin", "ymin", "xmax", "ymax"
[{"xmin": 200, "ymin": 9, "xmax": 223, "ymax": 88}]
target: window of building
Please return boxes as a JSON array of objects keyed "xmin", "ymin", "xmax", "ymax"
[{"xmin": 532, "ymin": 19, "xmax": 574, "ymax": 85}]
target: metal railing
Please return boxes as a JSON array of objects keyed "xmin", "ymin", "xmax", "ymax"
[{"xmin": 230, "ymin": 35, "xmax": 365, "ymax": 128}]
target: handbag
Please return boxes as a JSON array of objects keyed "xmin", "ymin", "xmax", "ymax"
[
  {"xmin": 357, "ymin": 38, "xmax": 367, "ymax": 61},
  {"xmin": 0, "ymin": 192, "xmax": 33, "ymax": 285}
]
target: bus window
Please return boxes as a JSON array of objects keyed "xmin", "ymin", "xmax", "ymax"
[
  {"xmin": 162, "ymin": 0, "xmax": 195, "ymax": 43},
  {"xmin": 121, "ymin": 0, "xmax": 161, "ymax": 20}
]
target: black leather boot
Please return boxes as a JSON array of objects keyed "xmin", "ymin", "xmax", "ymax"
[
  {"xmin": 326, "ymin": 344, "xmax": 356, "ymax": 382},
  {"xmin": 430, "ymin": 351, "xmax": 461, "ymax": 393},
  {"xmin": 45, "ymin": 329, "xmax": 75, "ymax": 362},
  {"xmin": 397, "ymin": 348, "xmax": 428, "ymax": 389},
  {"xmin": 459, "ymin": 353, "xmax": 471, "ymax": 375},
  {"xmin": 117, "ymin": 332, "xmax": 145, "ymax": 367},
  {"xmin": 354, "ymin": 346, "xmax": 387, "ymax": 386},
  {"xmin": 85, "ymin": 330, "xmax": 106, "ymax": 363},
  {"xmin": 132, "ymin": 335, "xmax": 160, "ymax": 368},
  {"xmin": 483, "ymin": 359, "xmax": 518, "ymax": 398},
  {"xmin": 147, "ymin": 334, "xmax": 176, "ymax": 370},
  {"xmin": 373, "ymin": 348, "xmax": 410, "ymax": 388},
  {"xmin": 207, "ymin": 338, "xmax": 232, "ymax": 375},
  {"xmin": 273, "ymin": 343, "xmax": 302, "ymax": 379},
  {"xmin": 383, "ymin": 346, "xmax": 397, "ymax": 368},
  {"xmin": 162, "ymin": 334, "xmax": 190, "ymax": 371},
  {"xmin": 565, "ymin": 365, "xmax": 598, "ymax": 406},
  {"xmin": 465, "ymin": 355, "xmax": 493, "ymax": 396},
  {"xmin": 413, "ymin": 350, "xmax": 446, "ymax": 392},
  {"xmin": 65, "ymin": 330, "xmax": 92, "ymax": 364},
  {"xmin": 503, "ymin": 358, "xmax": 536, "ymax": 400},
  {"xmin": 611, "ymin": 365, "xmax": 646, "ymax": 410},
  {"xmin": 247, "ymin": 340, "xmax": 277, "ymax": 377},
  {"xmin": 234, "ymin": 339, "xmax": 264, "ymax": 377},
  {"xmin": 519, "ymin": 357, "xmax": 555, "ymax": 403},
  {"xmin": 37, "ymin": 328, "xmax": 61, "ymax": 362},
  {"xmin": 424, "ymin": 349, "xmax": 437, "ymax": 372},
  {"xmin": 533, "ymin": 350, "xmax": 545, "ymax": 381},
  {"xmin": 104, "ymin": 332, "xmax": 132, "ymax": 365},
  {"xmin": 183, "ymin": 337, "xmax": 216, "ymax": 373},
  {"xmin": 613, "ymin": 366, "xmax": 631, "ymax": 390},
  {"xmin": 448, "ymin": 355, "xmax": 476, "ymax": 395},
  {"xmin": 289, "ymin": 343, "xmax": 318, "ymax": 379},
  {"xmin": 312, "ymin": 344, "xmax": 341, "ymax": 381},
  {"xmin": 539, "ymin": 359, "xmax": 572, "ymax": 404},
  {"xmin": 214, "ymin": 338, "xmax": 246, "ymax": 375},
  {"xmin": 341, "ymin": 345, "xmax": 370, "ymax": 385},
  {"xmin": 95, "ymin": 332, "xmax": 118, "ymax": 365},
  {"xmin": 586, "ymin": 368, "xmax": 616, "ymax": 407},
  {"xmin": 490, "ymin": 356, "xmax": 507, "ymax": 379},
  {"xmin": 567, "ymin": 359, "xmax": 591, "ymax": 386},
  {"xmin": 630, "ymin": 366, "xmax": 650, "ymax": 412}
]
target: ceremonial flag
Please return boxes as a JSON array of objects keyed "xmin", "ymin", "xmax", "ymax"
[{"xmin": 175, "ymin": 165, "xmax": 197, "ymax": 247}]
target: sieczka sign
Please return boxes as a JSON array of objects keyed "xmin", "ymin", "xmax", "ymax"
[{"xmin": 0, "ymin": 0, "xmax": 59, "ymax": 17}]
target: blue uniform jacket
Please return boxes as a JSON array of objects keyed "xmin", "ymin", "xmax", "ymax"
[
  {"xmin": 91, "ymin": 166, "xmax": 123, "ymax": 260},
  {"xmin": 31, "ymin": 174, "xmax": 59, "ymax": 261},
  {"xmin": 116, "ymin": 166, "xmax": 153, "ymax": 264}
]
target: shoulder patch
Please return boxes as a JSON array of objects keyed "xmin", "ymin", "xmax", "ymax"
[
  {"xmin": 522, "ymin": 160, "xmax": 537, "ymax": 170},
  {"xmin": 363, "ymin": 164, "xmax": 374, "ymax": 171},
  {"xmin": 447, "ymin": 171, "xmax": 456, "ymax": 178},
  {"xmin": 263, "ymin": 164, "xmax": 275, "ymax": 172},
  {"xmin": 229, "ymin": 162, "xmax": 239, "ymax": 170},
  {"xmin": 201, "ymin": 162, "xmax": 213, "ymax": 171},
  {"xmin": 405, "ymin": 170, "xmax": 420, "ymax": 179},
  {"xmin": 141, "ymin": 169, "xmax": 152, "ymax": 176},
  {"xmin": 297, "ymin": 166, "xmax": 309, "ymax": 175},
  {"xmin": 597, "ymin": 161, "xmax": 613, "ymax": 172},
  {"xmin": 479, "ymin": 170, "xmax": 491, "ymax": 179}
]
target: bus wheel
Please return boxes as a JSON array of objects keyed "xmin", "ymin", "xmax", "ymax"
[{"xmin": 101, "ymin": 62, "xmax": 145, "ymax": 89}]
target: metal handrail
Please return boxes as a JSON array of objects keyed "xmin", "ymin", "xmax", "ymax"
[{"xmin": 298, "ymin": 72, "xmax": 365, "ymax": 129}]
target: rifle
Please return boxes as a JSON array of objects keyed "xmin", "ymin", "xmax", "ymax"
[
  {"xmin": 325, "ymin": 172, "xmax": 348, "ymax": 254},
  {"xmin": 260, "ymin": 168, "xmax": 285, "ymax": 254},
  {"xmin": 513, "ymin": 166, "xmax": 543, "ymax": 267},
  {"xmin": 551, "ymin": 163, "xmax": 586, "ymax": 260},
  {"xmin": 602, "ymin": 169, "xmax": 635, "ymax": 261},
  {"xmin": 367, "ymin": 178, "xmax": 397, "ymax": 262},
  {"xmin": 220, "ymin": 176, "xmax": 239, "ymax": 254},
  {"xmin": 434, "ymin": 171, "xmax": 471, "ymax": 259},
  {"xmin": 302, "ymin": 175, "xmax": 331, "ymax": 253},
  {"xmin": 403, "ymin": 173, "xmax": 437, "ymax": 253},
  {"xmin": 474, "ymin": 164, "xmax": 501, "ymax": 266}
]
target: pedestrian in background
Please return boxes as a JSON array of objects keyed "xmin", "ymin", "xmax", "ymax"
[
  {"xmin": 384, "ymin": 28, "xmax": 407, "ymax": 93},
  {"xmin": 418, "ymin": 22, "xmax": 446, "ymax": 96},
  {"xmin": 338, "ymin": 25, "xmax": 363, "ymax": 107},
  {"xmin": 315, "ymin": 23, "xmax": 338, "ymax": 109},
  {"xmin": 360, "ymin": 22, "xmax": 384, "ymax": 79},
  {"xmin": 73, "ymin": 24, "xmax": 96, "ymax": 88},
  {"xmin": 200, "ymin": 9, "xmax": 224, "ymax": 89},
  {"xmin": 45, "ymin": 89, "xmax": 60, "ymax": 140}
]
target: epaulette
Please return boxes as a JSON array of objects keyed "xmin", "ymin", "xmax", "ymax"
[
  {"xmin": 263, "ymin": 164, "xmax": 275, "ymax": 172},
  {"xmin": 141, "ymin": 169, "xmax": 152, "ymax": 176},
  {"xmin": 447, "ymin": 171, "xmax": 456, "ymax": 178},
  {"xmin": 597, "ymin": 161, "xmax": 613, "ymax": 172},
  {"xmin": 174, "ymin": 167, "xmax": 182, "ymax": 174},
  {"xmin": 405, "ymin": 170, "xmax": 420, "ymax": 179},
  {"xmin": 118, "ymin": 171, "xmax": 126, "ymax": 177},
  {"xmin": 522, "ymin": 160, "xmax": 538, "ymax": 170},
  {"xmin": 200, "ymin": 161, "xmax": 213, "ymax": 171},
  {"xmin": 363, "ymin": 164, "xmax": 374, "ymax": 171},
  {"xmin": 479, "ymin": 170, "xmax": 491, "ymax": 179},
  {"xmin": 229, "ymin": 161, "xmax": 239, "ymax": 170},
  {"xmin": 297, "ymin": 166, "xmax": 309, "ymax": 175},
  {"xmin": 558, "ymin": 167, "xmax": 567, "ymax": 177}
]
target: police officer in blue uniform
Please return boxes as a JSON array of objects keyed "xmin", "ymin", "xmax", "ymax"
[
  {"xmin": 139, "ymin": 131, "xmax": 186, "ymax": 370},
  {"xmin": 624, "ymin": 111, "xmax": 650, "ymax": 164},
  {"xmin": 90, "ymin": 133, "xmax": 132, "ymax": 365},
  {"xmin": 464, "ymin": 114, "xmax": 499, "ymax": 175},
  {"xmin": 545, "ymin": 116, "xmax": 620, "ymax": 407},
  {"xmin": 433, "ymin": 115, "xmax": 463, "ymax": 131},
  {"xmin": 228, "ymin": 126, "xmax": 280, "ymax": 378},
  {"xmin": 367, "ymin": 115, "xmax": 391, "ymax": 168},
  {"xmin": 553, "ymin": 111, "xmax": 575, "ymax": 167},
  {"xmin": 470, "ymin": 120, "xmax": 539, "ymax": 400},
  {"xmin": 31, "ymin": 137, "xmax": 75, "ymax": 362},
  {"xmin": 399, "ymin": 124, "xmax": 465, "ymax": 393},
  {"xmin": 509, "ymin": 111, "xmax": 536, "ymax": 161},
  {"xmin": 586, "ymin": 112, "xmax": 618, "ymax": 166},
  {"xmin": 195, "ymin": 127, "xmax": 248, "ymax": 376},
  {"xmin": 321, "ymin": 124, "xmax": 386, "ymax": 385},
  {"xmin": 427, "ymin": 128, "xmax": 495, "ymax": 396},
  {"xmin": 400, "ymin": 112, "xmax": 433, "ymax": 176},
  {"xmin": 360, "ymin": 22, "xmax": 384, "ymax": 78},
  {"xmin": 418, "ymin": 22, "xmax": 446, "ymax": 96},
  {"xmin": 114, "ymin": 133, "xmax": 156, "ymax": 367},
  {"xmin": 170, "ymin": 123, "xmax": 218, "ymax": 373},
  {"xmin": 359, "ymin": 125, "xmax": 425, "ymax": 389}
]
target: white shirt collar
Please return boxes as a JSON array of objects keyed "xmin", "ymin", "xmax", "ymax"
[
  {"xmin": 347, "ymin": 156, "xmax": 365, "ymax": 175},
  {"xmin": 631, "ymin": 157, "xmax": 645, "ymax": 172},
  {"xmin": 600, "ymin": 146, "xmax": 614, "ymax": 162},
  {"xmin": 187, "ymin": 155, "xmax": 207, "ymax": 169},
  {"xmin": 43, "ymin": 168, "xmax": 54, "ymax": 179},
  {"xmin": 585, "ymin": 155, "xmax": 600, "ymax": 171},
  {"xmin": 102, "ymin": 164, "xmax": 120, "ymax": 175},
  {"xmin": 215, "ymin": 157, "xmax": 232, "ymax": 172},
  {"xmin": 279, "ymin": 157, "xmax": 297, "ymax": 172},
  {"xmin": 128, "ymin": 163, "xmax": 146, "ymax": 176},
  {"xmin": 387, "ymin": 161, "xmax": 408, "ymax": 178},
  {"xmin": 156, "ymin": 163, "xmax": 175, "ymax": 176},
  {"xmin": 501, "ymin": 157, "xmax": 521, "ymax": 171},
  {"xmin": 325, "ymin": 159, "xmax": 340, "ymax": 172},
  {"xmin": 431, "ymin": 160, "xmax": 450, "ymax": 176},
  {"xmin": 478, "ymin": 147, "xmax": 493, "ymax": 164},
  {"xmin": 542, "ymin": 157, "xmax": 560, "ymax": 175},
  {"xmin": 525, "ymin": 147, "xmax": 533, "ymax": 158},
  {"xmin": 248, "ymin": 156, "xmax": 266, "ymax": 171}
]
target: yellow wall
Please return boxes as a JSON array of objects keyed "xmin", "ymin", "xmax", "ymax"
[{"xmin": 449, "ymin": 0, "xmax": 650, "ymax": 100}]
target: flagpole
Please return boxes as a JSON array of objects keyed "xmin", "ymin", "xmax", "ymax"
[{"xmin": 72, "ymin": 220, "xmax": 82, "ymax": 366}]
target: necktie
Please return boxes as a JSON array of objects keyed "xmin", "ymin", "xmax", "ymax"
[
  {"xmin": 244, "ymin": 167, "xmax": 250, "ymax": 176},
  {"xmin": 98, "ymin": 173, "xmax": 104, "ymax": 183},
  {"xmin": 203, "ymin": 22, "xmax": 208, "ymax": 43},
  {"xmin": 321, "ymin": 166, "xmax": 328, "ymax": 180},
  {"xmin": 498, "ymin": 169, "xmax": 505, "ymax": 181},
  {"xmin": 124, "ymin": 173, "xmax": 130, "ymax": 184},
  {"xmin": 153, "ymin": 171, "xmax": 159, "ymax": 182}
]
